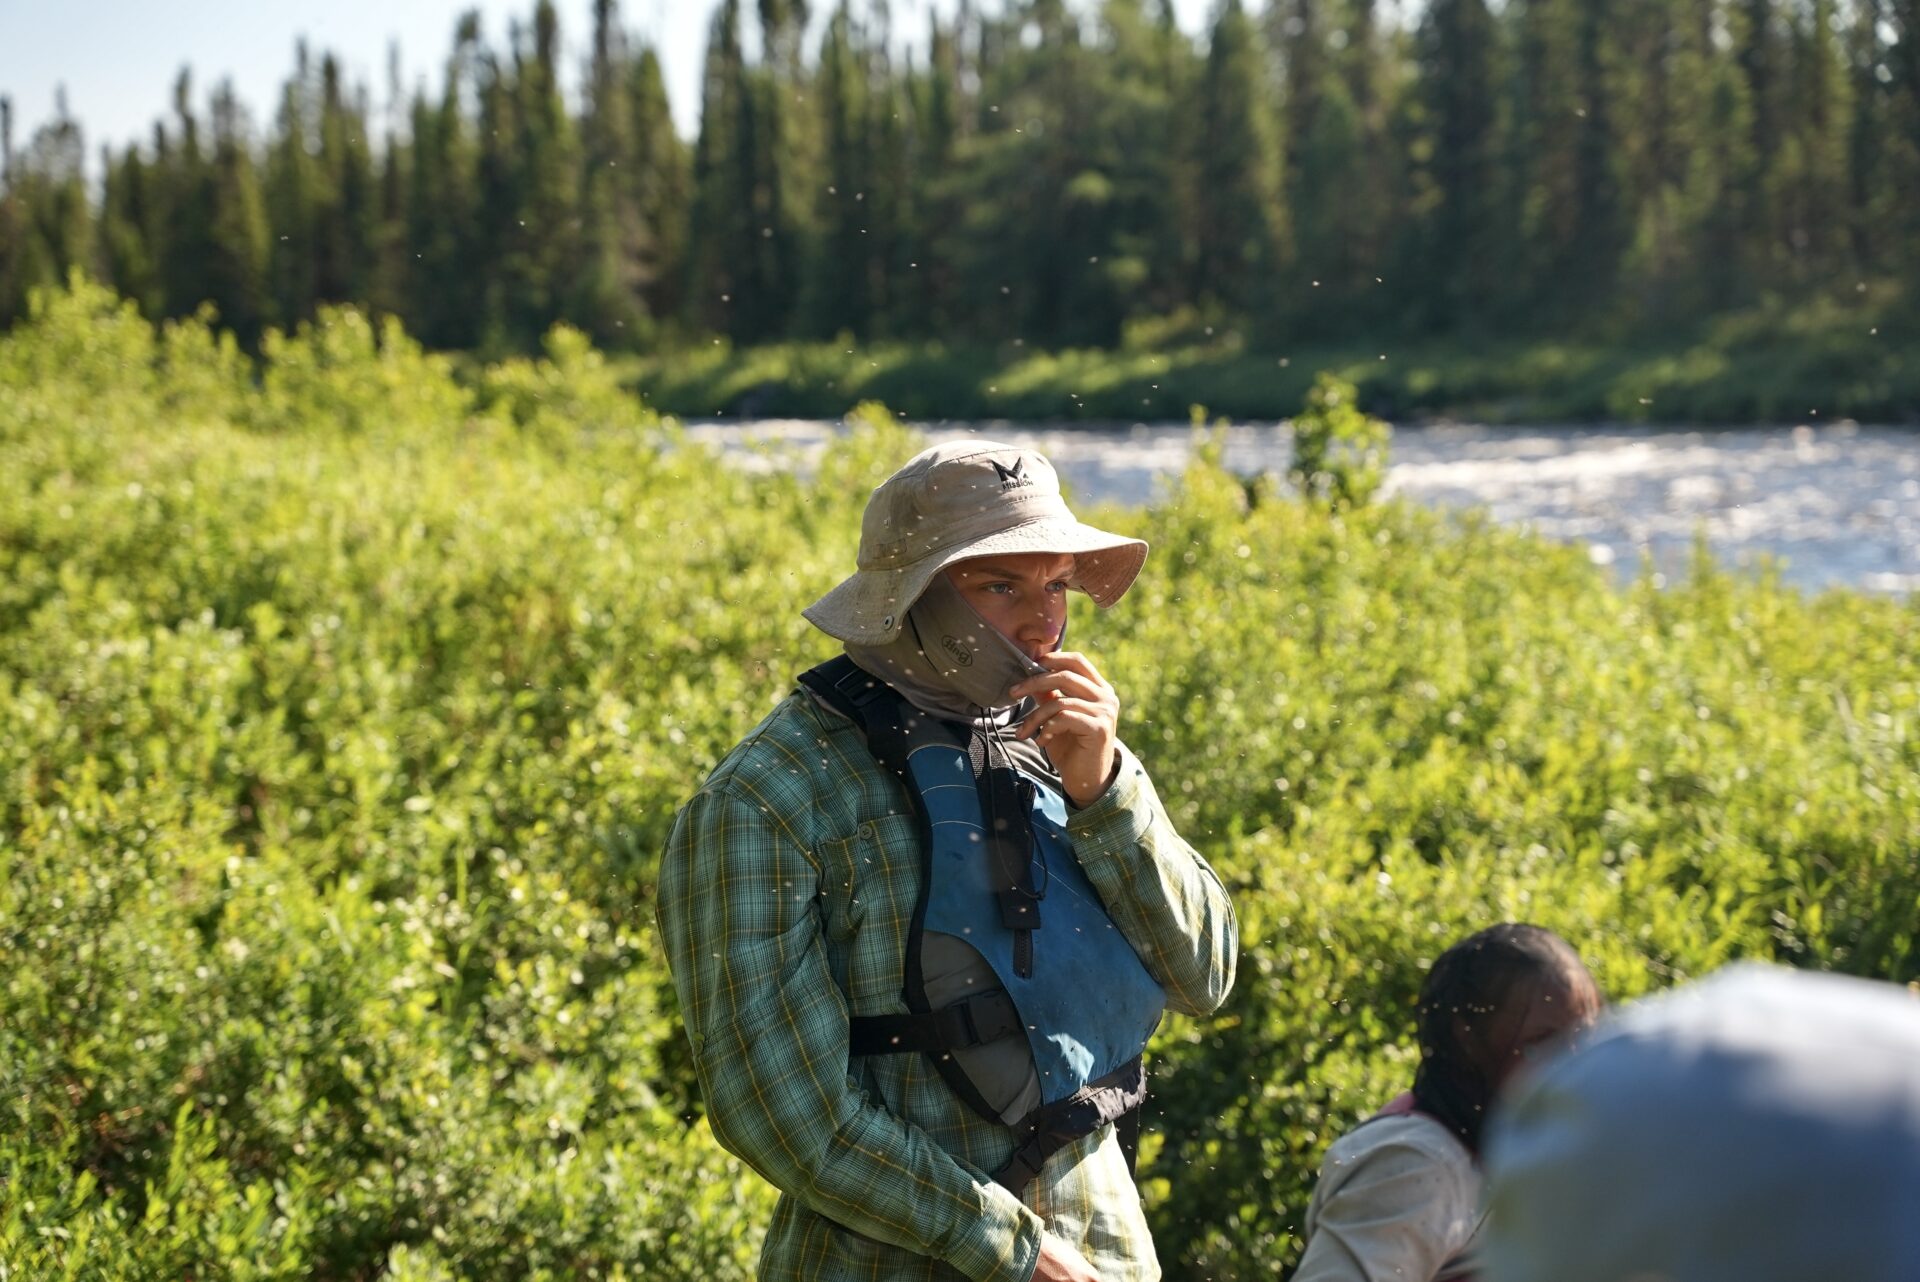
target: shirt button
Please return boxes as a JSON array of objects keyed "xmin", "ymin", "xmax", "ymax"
[{"xmin": 857, "ymin": 822, "xmax": 875, "ymax": 840}]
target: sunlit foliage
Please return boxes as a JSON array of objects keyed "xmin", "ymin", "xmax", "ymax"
[{"xmin": 1286, "ymin": 373, "xmax": 1390, "ymax": 508}]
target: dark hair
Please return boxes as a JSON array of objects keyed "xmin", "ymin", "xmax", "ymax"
[{"xmin": 1411, "ymin": 923, "xmax": 1592, "ymax": 1155}]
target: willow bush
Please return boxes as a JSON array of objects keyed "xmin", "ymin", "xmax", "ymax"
[{"xmin": 3, "ymin": 280, "xmax": 1916, "ymax": 1278}]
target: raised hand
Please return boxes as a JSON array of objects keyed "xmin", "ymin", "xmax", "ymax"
[{"xmin": 1009, "ymin": 650, "xmax": 1120, "ymax": 808}]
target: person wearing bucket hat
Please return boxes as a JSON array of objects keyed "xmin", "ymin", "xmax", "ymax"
[{"xmin": 658, "ymin": 440, "xmax": 1237, "ymax": 1282}]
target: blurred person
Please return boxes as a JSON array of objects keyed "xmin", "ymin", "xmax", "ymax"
[
  {"xmin": 1294, "ymin": 923, "xmax": 1604, "ymax": 1282},
  {"xmin": 1481, "ymin": 962, "xmax": 1920, "ymax": 1282},
  {"xmin": 657, "ymin": 440, "xmax": 1238, "ymax": 1282}
]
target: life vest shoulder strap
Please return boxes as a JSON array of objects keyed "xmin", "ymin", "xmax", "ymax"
[
  {"xmin": 802, "ymin": 657, "xmax": 1020, "ymax": 1096},
  {"xmin": 800, "ymin": 654, "xmax": 919, "ymax": 778}
]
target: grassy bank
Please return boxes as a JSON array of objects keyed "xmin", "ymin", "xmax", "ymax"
[
  {"xmin": 3, "ymin": 281, "xmax": 1917, "ymax": 1279},
  {"xmin": 626, "ymin": 295, "xmax": 1920, "ymax": 425}
]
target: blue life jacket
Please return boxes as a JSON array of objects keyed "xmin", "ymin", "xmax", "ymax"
[{"xmin": 801, "ymin": 656, "xmax": 1166, "ymax": 1194}]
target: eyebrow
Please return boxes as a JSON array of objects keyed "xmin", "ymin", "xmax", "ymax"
[{"xmin": 962, "ymin": 559, "xmax": 1076, "ymax": 579}]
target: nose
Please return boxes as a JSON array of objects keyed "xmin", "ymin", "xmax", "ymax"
[{"xmin": 1016, "ymin": 594, "xmax": 1065, "ymax": 650}]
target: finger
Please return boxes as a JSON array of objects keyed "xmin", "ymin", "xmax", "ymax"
[
  {"xmin": 1035, "ymin": 714, "xmax": 1099, "ymax": 745},
  {"xmin": 1037, "ymin": 650, "xmax": 1110, "ymax": 689},
  {"xmin": 1016, "ymin": 700, "xmax": 1108, "ymax": 741},
  {"xmin": 1014, "ymin": 699, "xmax": 1070, "ymax": 739},
  {"xmin": 1007, "ymin": 669, "xmax": 1105, "ymax": 703},
  {"xmin": 1015, "ymin": 698, "xmax": 1105, "ymax": 740}
]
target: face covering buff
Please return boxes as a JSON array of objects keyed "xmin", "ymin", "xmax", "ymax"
[{"xmin": 843, "ymin": 574, "xmax": 1050, "ymax": 722}]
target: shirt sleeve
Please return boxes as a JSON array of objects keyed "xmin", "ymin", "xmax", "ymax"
[
  {"xmin": 658, "ymin": 781, "xmax": 1046, "ymax": 1282},
  {"xmin": 1293, "ymin": 1128, "xmax": 1481, "ymax": 1282},
  {"xmin": 1065, "ymin": 741, "xmax": 1238, "ymax": 1017}
]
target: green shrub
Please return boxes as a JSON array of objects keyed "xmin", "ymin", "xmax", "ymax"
[
  {"xmin": 1287, "ymin": 372, "xmax": 1391, "ymax": 508},
  {"xmin": 3, "ymin": 279, "xmax": 1916, "ymax": 1277}
]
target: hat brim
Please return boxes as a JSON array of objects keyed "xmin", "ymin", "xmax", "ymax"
[{"xmin": 803, "ymin": 516, "xmax": 1148, "ymax": 645}]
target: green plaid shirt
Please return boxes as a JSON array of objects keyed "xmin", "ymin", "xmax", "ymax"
[{"xmin": 658, "ymin": 689, "xmax": 1238, "ymax": 1282}]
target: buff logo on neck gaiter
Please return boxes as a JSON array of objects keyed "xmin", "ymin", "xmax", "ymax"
[{"xmin": 907, "ymin": 575, "xmax": 1050, "ymax": 713}]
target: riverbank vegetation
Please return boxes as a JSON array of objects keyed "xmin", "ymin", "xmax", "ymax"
[
  {"xmin": 5, "ymin": 0, "xmax": 1920, "ymax": 425},
  {"xmin": 4, "ymin": 282, "xmax": 1918, "ymax": 1277},
  {"xmin": 626, "ymin": 288, "xmax": 1920, "ymax": 424}
]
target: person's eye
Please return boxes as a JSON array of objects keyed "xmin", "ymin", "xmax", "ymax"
[
  {"xmin": 985, "ymin": 582, "xmax": 1014, "ymax": 595},
  {"xmin": 1047, "ymin": 580, "xmax": 1069, "ymax": 593}
]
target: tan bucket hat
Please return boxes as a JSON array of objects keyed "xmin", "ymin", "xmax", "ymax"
[{"xmin": 803, "ymin": 439, "xmax": 1149, "ymax": 645}]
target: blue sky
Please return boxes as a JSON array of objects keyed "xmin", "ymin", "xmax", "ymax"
[{"xmin": 2, "ymin": 0, "xmax": 1213, "ymax": 165}]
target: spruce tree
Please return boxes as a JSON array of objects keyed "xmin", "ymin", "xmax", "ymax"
[
  {"xmin": 159, "ymin": 70, "xmax": 219, "ymax": 322},
  {"xmin": 808, "ymin": 1, "xmax": 873, "ymax": 337},
  {"xmin": 743, "ymin": 2, "xmax": 805, "ymax": 340},
  {"xmin": 315, "ymin": 56, "xmax": 378, "ymax": 307},
  {"xmin": 473, "ymin": 23, "xmax": 516, "ymax": 345},
  {"xmin": 938, "ymin": 1, "xmax": 1115, "ymax": 343},
  {"xmin": 687, "ymin": 0, "xmax": 756, "ymax": 337},
  {"xmin": 364, "ymin": 43, "xmax": 410, "ymax": 321},
  {"xmin": 577, "ymin": 0, "xmax": 646, "ymax": 345},
  {"xmin": 683, "ymin": 0, "xmax": 800, "ymax": 341},
  {"xmin": 1098, "ymin": 0, "xmax": 1193, "ymax": 324},
  {"xmin": 904, "ymin": 11, "xmax": 965, "ymax": 330},
  {"xmin": 1612, "ymin": 0, "xmax": 1729, "ymax": 313},
  {"xmin": 1412, "ymin": 0, "xmax": 1503, "ymax": 324},
  {"xmin": 99, "ymin": 145, "xmax": 161, "ymax": 317},
  {"xmin": 629, "ymin": 46, "xmax": 689, "ymax": 327},
  {"xmin": 504, "ymin": 2, "xmax": 585, "ymax": 347},
  {"xmin": 1773, "ymin": 0, "xmax": 1853, "ymax": 280},
  {"xmin": 1845, "ymin": 0, "xmax": 1889, "ymax": 269},
  {"xmin": 266, "ymin": 44, "xmax": 321, "ymax": 328},
  {"xmin": 1734, "ymin": 0, "xmax": 1786, "ymax": 277},
  {"xmin": 1276, "ymin": 0, "xmax": 1397, "ymax": 327},
  {"xmin": 203, "ymin": 81, "xmax": 270, "ymax": 346},
  {"xmin": 0, "ymin": 91, "xmax": 94, "ymax": 326},
  {"xmin": 1697, "ymin": 23, "xmax": 1761, "ymax": 306},
  {"xmin": 1894, "ymin": 0, "xmax": 1920, "ymax": 289},
  {"xmin": 864, "ymin": 14, "xmax": 915, "ymax": 337},
  {"xmin": 7, "ymin": 0, "xmax": 1916, "ymax": 348},
  {"xmin": 0, "ymin": 99, "xmax": 21, "ymax": 328},
  {"xmin": 1511, "ymin": 0, "xmax": 1597, "ymax": 316},
  {"xmin": 1191, "ymin": 0, "xmax": 1285, "ymax": 319},
  {"xmin": 1568, "ymin": 0, "xmax": 1627, "ymax": 308},
  {"xmin": 371, "ymin": 123, "xmax": 407, "ymax": 321},
  {"xmin": 407, "ymin": 16, "xmax": 484, "ymax": 348}
]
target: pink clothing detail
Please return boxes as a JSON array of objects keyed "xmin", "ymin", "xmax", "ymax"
[{"xmin": 1373, "ymin": 1091, "xmax": 1421, "ymax": 1120}]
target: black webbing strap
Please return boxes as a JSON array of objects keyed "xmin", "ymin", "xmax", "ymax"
[
  {"xmin": 969, "ymin": 733, "xmax": 1044, "ymax": 977},
  {"xmin": 800, "ymin": 656, "xmax": 912, "ymax": 772},
  {"xmin": 994, "ymin": 1057, "xmax": 1149, "ymax": 1196},
  {"xmin": 848, "ymin": 988, "xmax": 1025, "ymax": 1057}
]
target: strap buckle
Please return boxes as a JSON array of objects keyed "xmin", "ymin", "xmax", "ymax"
[
  {"xmin": 960, "ymin": 989, "xmax": 1023, "ymax": 1045},
  {"xmin": 849, "ymin": 990, "xmax": 1024, "ymax": 1057}
]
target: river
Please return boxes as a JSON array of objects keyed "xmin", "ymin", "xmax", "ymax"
[{"xmin": 683, "ymin": 418, "xmax": 1920, "ymax": 595}]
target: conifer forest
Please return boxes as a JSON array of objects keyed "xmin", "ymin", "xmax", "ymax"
[{"xmin": 4, "ymin": 0, "xmax": 1918, "ymax": 360}]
